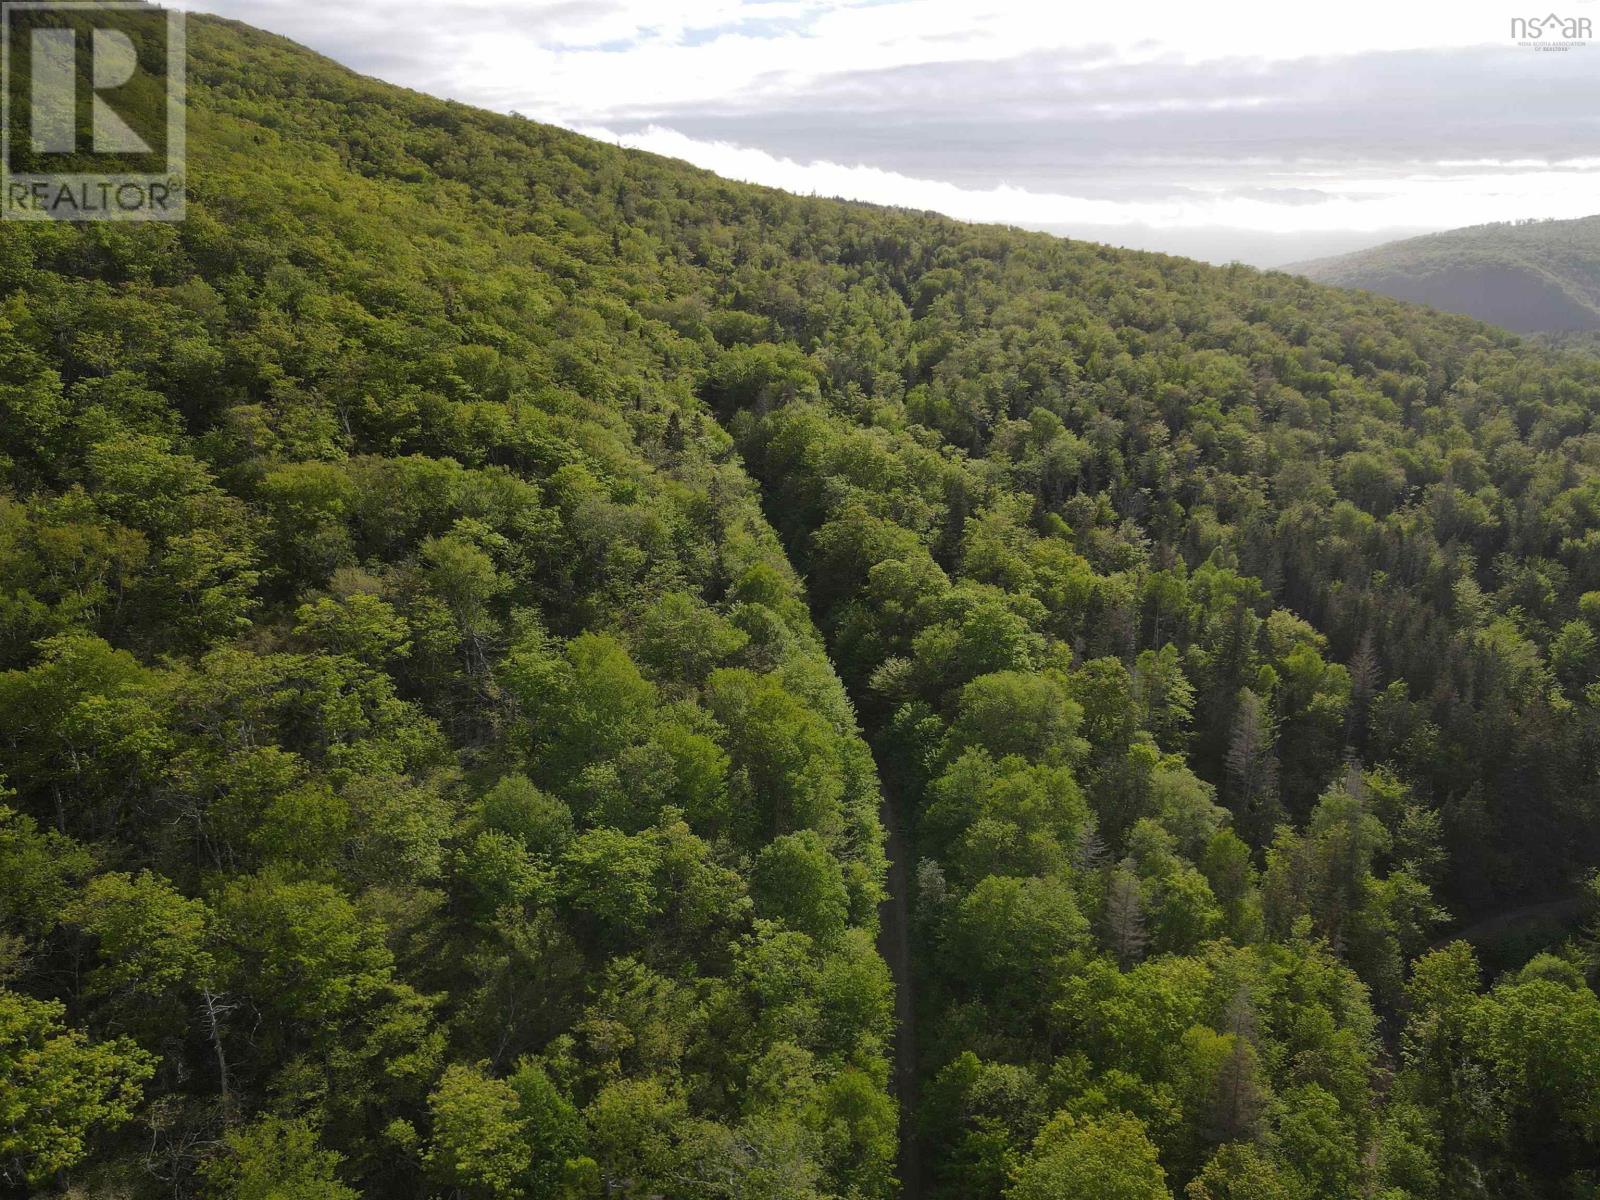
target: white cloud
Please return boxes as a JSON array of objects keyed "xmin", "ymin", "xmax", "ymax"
[
  {"xmin": 585, "ymin": 123, "xmax": 1600, "ymax": 234},
  {"xmin": 174, "ymin": 0, "xmax": 1600, "ymax": 260},
  {"xmin": 464, "ymin": 0, "xmax": 1548, "ymax": 122},
  {"xmin": 180, "ymin": 0, "xmax": 1539, "ymax": 122}
]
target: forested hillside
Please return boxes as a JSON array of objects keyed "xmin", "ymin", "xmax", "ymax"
[
  {"xmin": 0, "ymin": 14, "xmax": 896, "ymax": 1199},
  {"xmin": 1294, "ymin": 215, "xmax": 1600, "ymax": 335},
  {"xmin": 7, "ymin": 10, "xmax": 1600, "ymax": 1200}
]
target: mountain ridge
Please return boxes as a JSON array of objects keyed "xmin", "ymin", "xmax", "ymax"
[{"xmin": 1289, "ymin": 213, "xmax": 1600, "ymax": 334}]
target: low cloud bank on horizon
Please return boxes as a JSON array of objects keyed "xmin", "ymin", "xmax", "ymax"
[{"xmin": 178, "ymin": 0, "xmax": 1600, "ymax": 265}]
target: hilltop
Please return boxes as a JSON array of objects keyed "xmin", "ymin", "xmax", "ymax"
[{"xmin": 1292, "ymin": 214, "xmax": 1600, "ymax": 334}]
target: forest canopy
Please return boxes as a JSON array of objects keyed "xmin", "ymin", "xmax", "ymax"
[
  {"xmin": 1294, "ymin": 214, "xmax": 1600, "ymax": 335},
  {"xmin": 4, "ymin": 10, "xmax": 1600, "ymax": 1200}
]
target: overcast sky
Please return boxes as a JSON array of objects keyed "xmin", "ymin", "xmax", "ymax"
[{"xmin": 177, "ymin": 0, "xmax": 1600, "ymax": 265}]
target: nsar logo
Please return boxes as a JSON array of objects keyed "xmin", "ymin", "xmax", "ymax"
[{"xmin": 1510, "ymin": 11, "xmax": 1592, "ymax": 48}]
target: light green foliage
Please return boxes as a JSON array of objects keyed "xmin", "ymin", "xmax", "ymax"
[
  {"xmin": 2, "ymin": 10, "xmax": 1600, "ymax": 1198},
  {"xmin": 946, "ymin": 874, "xmax": 1088, "ymax": 998},
  {"xmin": 0, "ymin": 989, "xmax": 153, "ymax": 1187},
  {"xmin": 708, "ymin": 667, "xmax": 851, "ymax": 837},
  {"xmin": 0, "ymin": 803, "xmax": 91, "ymax": 965},
  {"xmin": 67, "ymin": 870, "xmax": 213, "ymax": 999},
  {"xmin": 754, "ymin": 830, "xmax": 852, "ymax": 942},
  {"xmin": 293, "ymin": 592, "xmax": 412, "ymax": 666},
  {"xmin": 1275, "ymin": 1083, "xmax": 1361, "ymax": 1198},
  {"xmin": 425, "ymin": 1065, "xmax": 533, "ymax": 1198},
  {"xmin": 1008, "ymin": 1112, "xmax": 1169, "ymax": 1200},
  {"xmin": 478, "ymin": 774, "xmax": 574, "ymax": 856},
  {"xmin": 1185, "ymin": 1143, "xmax": 1303, "ymax": 1200},
  {"xmin": 635, "ymin": 590, "xmax": 750, "ymax": 687},
  {"xmin": 202, "ymin": 1117, "xmax": 358, "ymax": 1200}
]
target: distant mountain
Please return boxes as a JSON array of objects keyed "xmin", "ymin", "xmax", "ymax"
[
  {"xmin": 1290, "ymin": 214, "xmax": 1600, "ymax": 334},
  {"xmin": 1039, "ymin": 222, "xmax": 1432, "ymax": 268}
]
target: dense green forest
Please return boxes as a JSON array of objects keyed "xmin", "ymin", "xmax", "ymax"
[
  {"xmin": 7, "ymin": 10, "xmax": 1600, "ymax": 1200},
  {"xmin": 1294, "ymin": 215, "xmax": 1600, "ymax": 335}
]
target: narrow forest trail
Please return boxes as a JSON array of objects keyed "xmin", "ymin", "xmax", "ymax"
[
  {"xmin": 874, "ymin": 756, "xmax": 924, "ymax": 1200},
  {"xmin": 1428, "ymin": 894, "xmax": 1588, "ymax": 954}
]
